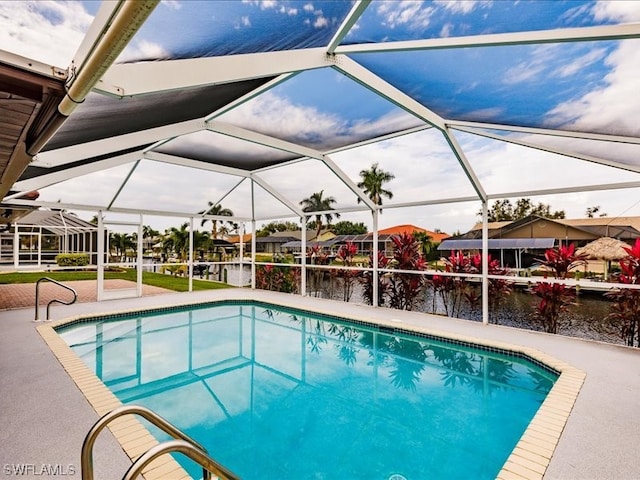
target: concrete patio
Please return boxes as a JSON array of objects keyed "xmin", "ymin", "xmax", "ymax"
[{"xmin": 1, "ymin": 287, "xmax": 639, "ymax": 479}]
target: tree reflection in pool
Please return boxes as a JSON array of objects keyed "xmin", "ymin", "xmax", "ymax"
[{"xmin": 58, "ymin": 302, "xmax": 557, "ymax": 480}]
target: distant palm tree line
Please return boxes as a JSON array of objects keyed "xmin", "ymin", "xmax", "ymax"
[{"xmin": 105, "ymin": 163, "xmax": 398, "ymax": 258}]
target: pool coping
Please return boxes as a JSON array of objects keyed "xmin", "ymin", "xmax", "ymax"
[{"xmin": 37, "ymin": 297, "xmax": 586, "ymax": 480}]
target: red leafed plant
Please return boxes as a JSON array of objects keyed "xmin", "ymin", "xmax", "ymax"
[
  {"xmin": 429, "ymin": 251, "xmax": 512, "ymax": 319},
  {"xmin": 470, "ymin": 253, "xmax": 514, "ymax": 317},
  {"xmin": 333, "ymin": 241, "xmax": 360, "ymax": 302},
  {"xmin": 604, "ymin": 238, "xmax": 640, "ymax": 347},
  {"xmin": 387, "ymin": 233, "xmax": 427, "ymax": 311},
  {"xmin": 540, "ymin": 242, "xmax": 587, "ymax": 279},
  {"xmin": 255, "ymin": 264, "xmax": 300, "ymax": 294},
  {"xmin": 531, "ymin": 282, "xmax": 576, "ymax": 334},
  {"xmin": 530, "ymin": 243, "xmax": 586, "ymax": 334},
  {"xmin": 429, "ymin": 250, "xmax": 475, "ymax": 317},
  {"xmin": 361, "ymin": 250, "xmax": 390, "ymax": 306},
  {"xmin": 361, "ymin": 233, "xmax": 426, "ymax": 310}
]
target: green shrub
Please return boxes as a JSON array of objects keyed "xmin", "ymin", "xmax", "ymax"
[{"xmin": 55, "ymin": 253, "xmax": 90, "ymax": 267}]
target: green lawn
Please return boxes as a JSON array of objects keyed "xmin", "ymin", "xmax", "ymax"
[{"xmin": 0, "ymin": 269, "xmax": 233, "ymax": 292}]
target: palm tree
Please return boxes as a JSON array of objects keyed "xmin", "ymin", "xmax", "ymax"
[
  {"xmin": 413, "ymin": 231, "xmax": 435, "ymax": 258},
  {"xmin": 357, "ymin": 162, "xmax": 395, "ymax": 208},
  {"xmin": 142, "ymin": 225, "xmax": 160, "ymax": 251},
  {"xmin": 299, "ymin": 190, "xmax": 340, "ymax": 239},
  {"xmin": 110, "ymin": 232, "xmax": 135, "ymax": 260},
  {"xmin": 199, "ymin": 202, "xmax": 234, "ymax": 239},
  {"xmin": 142, "ymin": 224, "xmax": 159, "ymax": 240},
  {"xmin": 164, "ymin": 223, "xmax": 190, "ymax": 260}
]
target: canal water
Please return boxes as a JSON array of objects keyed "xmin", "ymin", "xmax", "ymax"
[{"xmin": 147, "ymin": 261, "xmax": 623, "ymax": 346}]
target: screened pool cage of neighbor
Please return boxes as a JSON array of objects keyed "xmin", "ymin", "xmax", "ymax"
[{"xmin": 2, "ymin": 0, "xmax": 640, "ymax": 318}]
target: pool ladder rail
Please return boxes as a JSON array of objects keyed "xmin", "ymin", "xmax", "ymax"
[
  {"xmin": 81, "ymin": 404, "xmax": 239, "ymax": 480},
  {"xmin": 34, "ymin": 277, "xmax": 78, "ymax": 322}
]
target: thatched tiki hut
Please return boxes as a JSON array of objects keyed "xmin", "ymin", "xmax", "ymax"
[{"xmin": 577, "ymin": 237, "xmax": 629, "ymax": 281}]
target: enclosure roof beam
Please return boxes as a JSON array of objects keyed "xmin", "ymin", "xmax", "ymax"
[
  {"xmin": 96, "ymin": 48, "xmax": 331, "ymax": 97},
  {"xmin": 332, "ymin": 56, "xmax": 445, "ymax": 130},
  {"xmin": 143, "ymin": 151, "xmax": 251, "ymax": 178},
  {"xmin": 68, "ymin": 1, "xmax": 124, "ymax": 76},
  {"xmin": 321, "ymin": 154, "xmax": 376, "ymax": 210},
  {"xmin": 326, "ymin": 0, "xmax": 371, "ymax": 54},
  {"xmin": 205, "ymin": 73, "xmax": 298, "ymax": 121},
  {"xmin": 489, "ymin": 180, "xmax": 640, "ymax": 199},
  {"xmin": 442, "ymin": 127, "xmax": 487, "ymax": 202},
  {"xmin": 10, "ymin": 150, "xmax": 145, "ymax": 193},
  {"xmin": 206, "ymin": 120, "xmax": 325, "ymax": 160},
  {"xmin": 32, "ymin": 119, "xmax": 205, "ymax": 168},
  {"xmin": 335, "ymin": 23, "xmax": 640, "ymax": 54},
  {"xmin": 249, "ymin": 174, "xmax": 304, "ymax": 217},
  {"xmin": 324, "ymin": 124, "xmax": 433, "ymax": 155},
  {"xmin": 4, "ymin": 198, "xmax": 252, "ymax": 221},
  {"xmin": 454, "ymin": 125, "xmax": 640, "ymax": 174},
  {"xmin": 203, "ymin": 177, "xmax": 247, "ymax": 216},
  {"xmin": 380, "ymin": 196, "xmax": 482, "ymax": 210},
  {"xmin": 448, "ymin": 121, "xmax": 640, "ymax": 145}
]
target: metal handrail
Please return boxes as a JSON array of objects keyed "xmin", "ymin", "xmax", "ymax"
[
  {"xmin": 123, "ymin": 439, "xmax": 240, "ymax": 480},
  {"xmin": 81, "ymin": 405, "xmax": 237, "ymax": 480},
  {"xmin": 34, "ymin": 277, "xmax": 77, "ymax": 321}
]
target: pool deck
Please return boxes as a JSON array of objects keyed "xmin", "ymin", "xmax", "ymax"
[{"xmin": 1, "ymin": 288, "xmax": 639, "ymax": 479}]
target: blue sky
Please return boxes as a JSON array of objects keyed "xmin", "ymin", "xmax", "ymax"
[
  {"xmin": 2, "ymin": 0, "xmax": 640, "ymax": 234},
  {"xmin": 353, "ymin": 40, "xmax": 618, "ymax": 129},
  {"xmin": 350, "ymin": 0, "xmax": 616, "ymax": 43},
  {"xmin": 119, "ymin": 0, "xmax": 354, "ymax": 60}
]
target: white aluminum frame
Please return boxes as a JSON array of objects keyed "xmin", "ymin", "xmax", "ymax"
[{"xmin": 3, "ymin": 1, "xmax": 640, "ymax": 330}]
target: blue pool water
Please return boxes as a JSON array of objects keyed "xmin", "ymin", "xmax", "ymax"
[{"xmin": 58, "ymin": 301, "xmax": 556, "ymax": 479}]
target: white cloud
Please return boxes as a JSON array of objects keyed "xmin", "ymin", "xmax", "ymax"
[
  {"xmin": 161, "ymin": 0, "xmax": 182, "ymax": 11},
  {"xmin": 556, "ymin": 47, "xmax": 607, "ymax": 78},
  {"xmin": 434, "ymin": 0, "xmax": 492, "ymax": 15},
  {"xmin": 501, "ymin": 43, "xmax": 604, "ymax": 86},
  {"xmin": 377, "ymin": 1, "xmax": 435, "ymax": 30},
  {"xmin": 313, "ymin": 15, "xmax": 328, "ymax": 28},
  {"xmin": 118, "ymin": 39, "xmax": 169, "ymax": 62},
  {"xmin": 279, "ymin": 6, "xmax": 298, "ymax": 16},
  {"xmin": 503, "ymin": 61, "xmax": 545, "ymax": 84},
  {"xmin": 0, "ymin": 0, "xmax": 93, "ymax": 67},
  {"xmin": 303, "ymin": 3, "xmax": 315, "ymax": 13},
  {"xmin": 545, "ymin": 40, "xmax": 640, "ymax": 136},
  {"xmin": 440, "ymin": 23, "xmax": 453, "ymax": 37},
  {"xmin": 592, "ymin": 0, "xmax": 640, "ymax": 23},
  {"xmin": 222, "ymin": 91, "xmax": 423, "ymax": 151},
  {"xmin": 463, "ymin": 107, "xmax": 505, "ymax": 122},
  {"xmin": 559, "ymin": 3, "xmax": 592, "ymax": 25},
  {"xmin": 502, "ymin": 44, "xmax": 558, "ymax": 85},
  {"xmin": 260, "ymin": 0, "xmax": 277, "ymax": 9},
  {"xmin": 222, "ymin": 92, "xmax": 344, "ymax": 145}
]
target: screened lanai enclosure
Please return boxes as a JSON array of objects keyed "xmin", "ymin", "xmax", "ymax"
[
  {"xmin": 2, "ymin": 1, "xmax": 640, "ymax": 318},
  {"xmin": 0, "ymin": 209, "xmax": 97, "ymax": 267}
]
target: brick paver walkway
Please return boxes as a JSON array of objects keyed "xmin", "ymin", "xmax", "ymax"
[{"xmin": 0, "ymin": 280, "xmax": 171, "ymax": 311}]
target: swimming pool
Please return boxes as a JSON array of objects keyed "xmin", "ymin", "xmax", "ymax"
[{"xmin": 57, "ymin": 300, "xmax": 558, "ymax": 479}]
